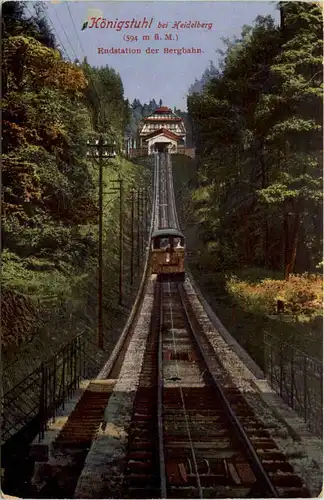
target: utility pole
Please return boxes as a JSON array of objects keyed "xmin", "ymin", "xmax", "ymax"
[
  {"xmin": 144, "ymin": 188, "xmax": 148, "ymax": 247},
  {"xmin": 137, "ymin": 188, "xmax": 141, "ymax": 272},
  {"xmin": 139, "ymin": 189, "xmax": 143, "ymax": 259},
  {"xmin": 98, "ymin": 151, "xmax": 103, "ymax": 348},
  {"xmin": 141, "ymin": 189, "xmax": 146, "ymax": 256},
  {"xmin": 87, "ymin": 135, "xmax": 116, "ymax": 350},
  {"xmin": 110, "ymin": 177, "xmax": 124, "ymax": 306},
  {"xmin": 130, "ymin": 188, "xmax": 135, "ymax": 286},
  {"xmin": 119, "ymin": 177, "xmax": 124, "ymax": 305}
]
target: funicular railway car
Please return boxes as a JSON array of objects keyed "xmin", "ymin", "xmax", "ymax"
[{"xmin": 151, "ymin": 228, "xmax": 185, "ymax": 281}]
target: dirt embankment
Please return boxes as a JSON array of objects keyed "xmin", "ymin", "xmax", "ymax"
[
  {"xmin": 1, "ymin": 290, "xmax": 38, "ymax": 348},
  {"xmin": 171, "ymin": 154, "xmax": 323, "ymax": 368}
]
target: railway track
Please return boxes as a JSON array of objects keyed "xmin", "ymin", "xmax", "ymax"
[
  {"xmin": 158, "ymin": 152, "xmax": 178, "ymax": 229},
  {"xmin": 30, "ymin": 152, "xmax": 159, "ymax": 498},
  {"xmin": 121, "ymin": 153, "xmax": 309, "ymax": 498},
  {"xmin": 31, "ymin": 153, "xmax": 311, "ymax": 498},
  {"xmin": 166, "ymin": 153, "xmax": 179, "ymax": 229},
  {"xmin": 121, "ymin": 280, "xmax": 309, "ymax": 498}
]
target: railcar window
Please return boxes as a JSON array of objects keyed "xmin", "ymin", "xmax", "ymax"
[
  {"xmin": 173, "ymin": 237, "xmax": 184, "ymax": 248},
  {"xmin": 152, "ymin": 237, "xmax": 170, "ymax": 249},
  {"xmin": 152, "ymin": 235, "xmax": 184, "ymax": 249},
  {"xmin": 160, "ymin": 237, "xmax": 170, "ymax": 249}
]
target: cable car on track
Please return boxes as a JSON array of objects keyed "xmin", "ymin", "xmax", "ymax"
[{"xmin": 151, "ymin": 228, "xmax": 185, "ymax": 281}]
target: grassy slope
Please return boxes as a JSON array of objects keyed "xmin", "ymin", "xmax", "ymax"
[
  {"xmin": 3, "ymin": 156, "xmax": 152, "ymax": 391},
  {"xmin": 171, "ymin": 154, "xmax": 322, "ymax": 370}
]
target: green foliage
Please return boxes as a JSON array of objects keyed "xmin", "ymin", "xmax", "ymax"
[
  {"xmin": 81, "ymin": 60, "xmax": 127, "ymax": 143},
  {"xmin": 2, "ymin": 250, "xmax": 78, "ymax": 303},
  {"xmin": 1, "ymin": 2, "xmax": 144, "ymax": 355},
  {"xmin": 188, "ymin": 266, "xmax": 322, "ymax": 366},
  {"xmin": 2, "ymin": 1, "xmax": 56, "ymax": 48},
  {"xmin": 226, "ymin": 272, "xmax": 322, "ymax": 317},
  {"xmin": 188, "ymin": 2, "xmax": 323, "ymax": 275}
]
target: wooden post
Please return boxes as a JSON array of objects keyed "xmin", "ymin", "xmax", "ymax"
[
  {"xmin": 131, "ymin": 188, "xmax": 135, "ymax": 286},
  {"xmin": 119, "ymin": 177, "xmax": 124, "ymax": 305},
  {"xmin": 98, "ymin": 136, "xmax": 104, "ymax": 349},
  {"xmin": 137, "ymin": 188, "xmax": 141, "ymax": 271}
]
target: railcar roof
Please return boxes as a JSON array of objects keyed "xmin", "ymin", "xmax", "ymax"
[{"xmin": 151, "ymin": 228, "xmax": 185, "ymax": 239}]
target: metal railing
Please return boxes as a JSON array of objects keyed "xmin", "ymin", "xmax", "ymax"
[
  {"xmin": 2, "ymin": 333, "xmax": 85, "ymax": 445},
  {"xmin": 263, "ymin": 332, "xmax": 323, "ymax": 436}
]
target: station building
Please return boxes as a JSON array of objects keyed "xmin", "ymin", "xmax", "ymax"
[{"xmin": 138, "ymin": 106, "xmax": 186, "ymax": 154}]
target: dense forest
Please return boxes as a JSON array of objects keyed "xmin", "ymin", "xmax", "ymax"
[
  {"xmin": 129, "ymin": 98, "xmax": 163, "ymax": 137},
  {"xmin": 170, "ymin": 1, "xmax": 323, "ymax": 366},
  {"xmin": 2, "ymin": 1, "xmax": 322, "ymax": 370},
  {"xmin": 188, "ymin": 2, "xmax": 323, "ymax": 278},
  {"xmin": 2, "ymin": 1, "xmax": 148, "ymax": 379}
]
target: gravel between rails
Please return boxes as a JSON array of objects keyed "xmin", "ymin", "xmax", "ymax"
[
  {"xmin": 74, "ymin": 278, "xmax": 155, "ymax": 499},
  {"xmin": 183, "ymin": 278, "xmax": 323, "ymax": 497}
]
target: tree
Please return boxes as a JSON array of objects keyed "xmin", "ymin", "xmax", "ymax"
[
  {"xmin": 2, "ymin": 1, "xmax": 56, "ymax": 48},
  {"xmin": 187, "ymin": 3, "xmax": 323, "ymax": 275},
  {"xmin": 257, "ymin": 2, "xmax": 323, "ymax": 277},
  {"xmin": 188, "ymin": 60, "xmax": 219, "ymax": 95}
]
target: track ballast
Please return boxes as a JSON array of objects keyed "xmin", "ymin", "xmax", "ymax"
[{"xmin": 31, "ymin": 152, "xmax": 310, "ymax": 499}]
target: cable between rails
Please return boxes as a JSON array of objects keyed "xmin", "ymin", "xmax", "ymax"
[
  {"xmin": 165, "ymin": 280, "xmax": 204, "ymax": 498},
  {"xmin": 168, "ymin": 154, "xmax": 180, "ymax": 229},
  {"xmin": 157, "ymin": 284, "xmax": 167, "ymax": 498},
  {"xmin": 177, "ymin": 283, "xmax": 279, "ymax": 498}
]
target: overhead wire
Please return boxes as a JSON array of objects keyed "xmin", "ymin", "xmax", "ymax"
[
  {"xmin": 27, "ymin": 1, "xmax": 116, "ymax": 137},
  {"xmin": 66, "ymin": 1, "xmax": 85, "ymax": 54},
  {"xmin": 65, "ymin": 2, "xmax": 110, "ymax": 132},
  {"xmin": 23, "ymin": 2, "xmax": 70, "ymax": 61},
  {"xmin": 47, "ymin": 15, "xmax": 70, "ymax": 61},
  {"xmin": 64, "ymin": 3, "xmax": 101, "ymax": 102},
  {"xmin": 51, "ymin": 2, "xmax": 79, "ymax": 62},
  {"xmin": 22, "ymin": 3, "xmax": 120, "ymax": 246}
]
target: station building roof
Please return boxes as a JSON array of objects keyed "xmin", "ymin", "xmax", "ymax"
[
  {"xmin": 143, "ymin": 107, "xmax": 182, "ymax": 122},
  {"xmin": 154, "ymin": 106, "xmax": 170, "ymax": 113},
  {"xmin": 143, "ymin": 128, "xmax": 183, "ymax": 142}
]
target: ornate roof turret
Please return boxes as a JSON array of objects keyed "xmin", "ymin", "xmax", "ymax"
[{"xmin": 139, "ymin": 106, "xmax": 186, "ymax": 137}]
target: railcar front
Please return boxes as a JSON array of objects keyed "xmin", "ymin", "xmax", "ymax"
[{"xmin": 151, "ymin": 228, "xmax": 185, "ymax": 281}]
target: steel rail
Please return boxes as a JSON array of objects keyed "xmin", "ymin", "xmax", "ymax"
[
  {"xmin": 166, "ymin": 154, "xmax": 179, "ymax": 229},
  {"xmin": 165, "ymin": 279, "xmax": 204, "ymax": 498},
  {"xmin": 159, "ymin": 153, "xmax": 169, "ymax": 229},
  {"xmin": 97, "ymin": 153, "xmax": 159, "ymax": 379},
  {"xmin": 155, "ymin": 153, "xmax": 160, "ymax": 231},
  {"xmin": 177, "ymin": 282, "xmax": 279, "ymax": 498},
  {"xmin": 157, "ymin": 285, "xmax": 167, "ymax": 498},
  {"xmin": 163, "ymin": 154, "xmax": 170, "ymax": 228},
  {"xmin": 164, "ymin": 154, "xmax": 175, "ymax": 228},
  {"xmin": 157, "ymin": 154, "xmax": 163, "ymax": 228}
]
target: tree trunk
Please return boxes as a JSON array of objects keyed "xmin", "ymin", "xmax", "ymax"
[
  {"xmin": 286, "ymin": 211, "xmax": 300, "ymax": 276},
  {"xmin": 260, "ymin": 139, "xmax": 269, "ymax": 265},
  {"xmin": 243, "ymin": 201, "xmax": 256, "ymax": 264},
  {"xmin": 243, "ymin": 211, "xmax": 249, "ymax": 264},
  {"xmin": 283, "ymin": 211, "xmax": 290, "ymax": 280},
  {"xmin": 2, "ymin": 70, "xmax": 8, "ymax": 97},
  {"xmin": 264, "ymin": 216, "xmax": 269, "ymax": 267},
  {"xmin": 280, "ymin": 5, "xmax": 285, "ymax": 32},
  {"xmin": 283, "ymin": 203, "xmax": 300, "ymax": 280}
]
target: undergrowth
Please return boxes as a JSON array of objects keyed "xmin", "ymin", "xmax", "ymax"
[
  {"xmin": 172, "ymin": 154, "xmax": 323, "ymax": 370},
  {"xmin": 226, "ymin": 272, "xmax": 322, "ymax": 317},
  {"xmin": 3, "ymin": 156, "xmax": 152, "ymax": 390}
]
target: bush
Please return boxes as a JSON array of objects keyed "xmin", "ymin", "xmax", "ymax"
[{"xmin": 226, "ymin": 272, "xmax": 323, "ymax": 317}]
